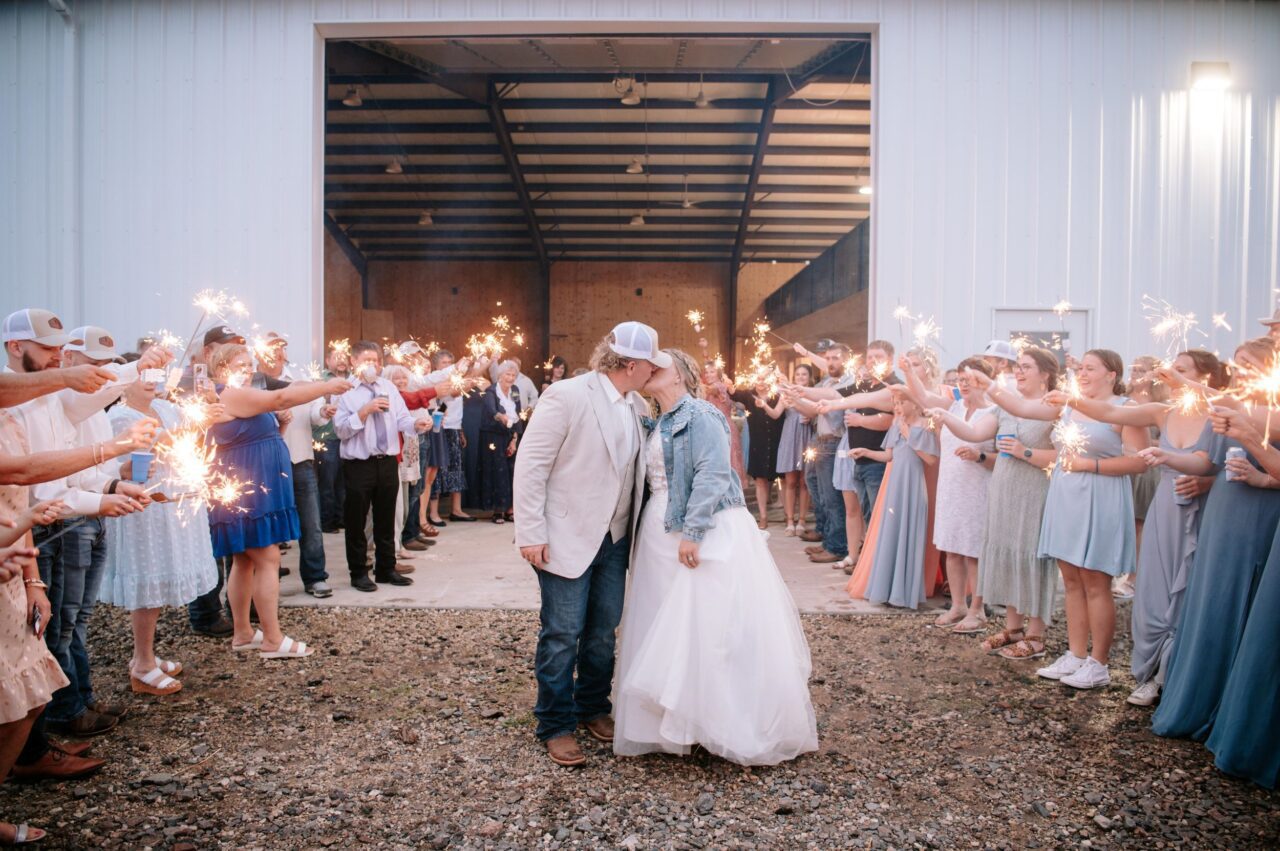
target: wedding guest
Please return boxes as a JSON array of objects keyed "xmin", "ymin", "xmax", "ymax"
[
  {"xmin": 103, "ymin": 376, "xmax": 220, "ymax": 695},
  {"xmin": 776, "ymin": 363, "xmax": 815, "ymax": 536},
  {"xmin": 1052, "ymin": 350, "xmax": 1225, "ymax": 706},
  {"xmin": 314, "ymin": 343, "xmax": 350, "ymax": 533},
  {"xmin": 981, "ymin": 350, "xmax": 1148, "ymax": 690},
  {"xmin": 932, "ymin": 347, "xmax": 1060, "ymax": 660},
  {"xmin": 334, "ymin": 341, "xmax": 429, "ymax": 592},
  {"xmin": 383, "ymin": 365, "xmax": 431, "ymax": 558},
  {"xmin": 858, "ymin": 393, "xmax": 939, "ymax": 609},
  {"xmin": 916, "ymin": 358, "xmax": 996, "ymax": 633},
  {"xmin": 428, "ymin": 350, "xmax": 476, "ymax": 525},
  {"xmin": 207, "ymin": 345, "xmax": 350, "ymax": 656},
  {"xmin": 981, "ymin": 340, "xmax": 1018, "ymax": 387},
  {"xmin": 730, "ymin": 382, "xmax": 785, "ymax": 528},
  {"xmin": 1153, "ymin": 337, "xmax": 1280, "ymax": 739},
  {"xmin": 541, "ymin": 355, "xmax": 568, "ymax": 392},
  {"xmin": 1202, "ymin": 406, "xmax": 1280, "ymax": 788},
  {"xmin": 789, "ymin": 343, "xmax": 855, "ymax": 564},
  {"xmin": 1259, "ymin": 306, "xmax": 1280, "ymax": 340},
  {"xmin": 479, "ymin": 362, "xmax": 523, "ymax": 523},
  {"xmin": 698, "ymin": 357, "xmax": 747, "ymax": 487},
  {"xmin": 490, "ymin": 356, "xmax": 539, "ymax": 411}
]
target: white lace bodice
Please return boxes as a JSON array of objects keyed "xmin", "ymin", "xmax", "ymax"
[{"xmin": 644, "ymin": 430, "xmax": 668, "ymax": 495}]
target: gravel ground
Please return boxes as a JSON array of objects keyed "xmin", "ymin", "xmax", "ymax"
[{"xmin": 6, "ymin": 604, "xmax": 1278, "ymax": 850}]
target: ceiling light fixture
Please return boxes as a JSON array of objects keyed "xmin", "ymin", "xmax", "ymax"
[
  {"xmin": 1190, "ymin": 61, "xmax": 1231, "ymax": 91},
  {"xmin": 620, "ymin": 80, "xmax": 641, "ymax": 106},
  {"xmin": 342, "ymin": 85, "xmax": 362, "ymax": 107},
  {"xmin": 858, "ymin": 185, "xmax": 873, "ymax": 195},
  {"xmin": 629, "ymin": 213, "xmax": 646, "ymax": 226},
  {"xmin": 385, "ymin": 160, "xmax": 403, "ymax": 175},
  {"xmin": 418, "ymin": 211, "xmax": 434, "ymax": 226},
  {"xmin": 625, "ymin": 157, "xmax": 645, "ymax": 175},
  {"xmin": 694, "ymin": 73, "xmax": 710, "ymax": 109}
]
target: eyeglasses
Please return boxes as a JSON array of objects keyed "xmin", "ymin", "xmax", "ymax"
[{"xmin": 1012, "ymin": 363, "xmax": 1033, "ymax": 372}]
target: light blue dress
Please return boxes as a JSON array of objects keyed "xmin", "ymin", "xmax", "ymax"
[
  {"xmin": 1036, "ymin": 404, "xmax": 1136, "ymax": 576},
  {"xmin": 775, "ymin": 407, "xmax": 811, "ymax": 474},
  {"xmin": 1206, "ymin": 521, "xmax": 1280, "ymax": 789},
  {"xmin": 1153, "ymin": 434, "xmax": 1280, "ymax": 741},
  {"xmin": 864, "ymin": 424, "xmax": 939, "ymax": 610},
  {"xmin": 1130, "ymin": 421, "xmax": 1213, "ymax": 685},
  {"xmin": 101, "ymin": 401, "xmax": 218, "ymax": 610}
]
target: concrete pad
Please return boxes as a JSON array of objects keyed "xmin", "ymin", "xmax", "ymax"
[{"xmin": 278, "ymin": 518, "xmax": 945, "ymax": 615}]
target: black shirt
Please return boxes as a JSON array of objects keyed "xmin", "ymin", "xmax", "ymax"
[{"xmin": 838, "ymin": 372, "xmax": 902, "ymax": 464}]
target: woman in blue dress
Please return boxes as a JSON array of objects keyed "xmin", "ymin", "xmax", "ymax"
[
  {"xmin": 858, "ymin": 394, "xmax": 939, "ymax": 610},
  {"xmin": 1203, "ymin": 404, "xmax": 1280, "ymax": 788},
  {"xmin": 979, "ymin": 350, "xmax": 1149, "ymax": 691},
  {"xmin": 775, "ymin": 363, "xmax": 815, "ymax": 536},
  {"xmin": 1046, "ymin": 350, "xmax": 1227, "ymax": 706},
  {"xmin": 1152, "ymin": 336, "xmax": 1280, "ymax": 741},
  {"xmin": 207, "ymin": 345, "xmax": 351, "ymax": 659}
]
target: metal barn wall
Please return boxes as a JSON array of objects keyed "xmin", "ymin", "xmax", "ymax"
[{"xmin": 3, "ymin": 0, "xmax": 1278, "ymax": 362}]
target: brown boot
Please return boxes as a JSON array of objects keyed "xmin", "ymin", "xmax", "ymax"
[
  {"xmin": 583, "ymin": 716, "xmax": 614, "ymax": 743},
  {"xmin": 808, "ymin": 550, "xmax": 842, "ymax": 564},
  {"xmin": 545, "ymin": 734, "xmax": 586, "ymax": 767},
  {"xmin": 798, "ymin": 530, "xmax": 823, "ymax": 543},
  {"xmin": 51, "ymin": 740, "xmax": 92, "ymax": 758},
  {"xmin": 8, "ymin": 748, "xmax": 106, "ymax": 782},
  {"xmin": 47, "ymin": 708, "xmax": 117, "ymax": 738}
]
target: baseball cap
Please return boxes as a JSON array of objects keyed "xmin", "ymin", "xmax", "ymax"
[
  {"xmin": 264, "ymin": 331, "xmax": 288, "ymax": 347},
  {"xmin": 64, "ymin": 326, "xmax": 122, "ymax": 361},
  {"xmin": 203, "ymin": 325, "xmax": 245, "ymax": 347},
  {"xmin": 2, "ymin": 308, "xmax": 71, "ymax": 347},
  {"xmin": 813, "ymin": 338, "xmax": 837, "ymax": 353},
  {"xmin": 983, "ymin": 340, "xmax": 1018, "ymax": 362},
  {"xmin": 608, "ymin": 321, "xmax": 673, "ymax": 369},
  {"xmin": 1259, "ymin": 307, "xmax": 1280, "ymax": 327}
]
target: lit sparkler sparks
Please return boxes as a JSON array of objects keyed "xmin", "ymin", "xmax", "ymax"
[
  {"xmin": 491, "ymin": 315, "xmax": 510, "ymax": 332},
  {"xmin": 891, "ymin": 305, "xmax": 914, "ymax": 323},
  {"xmin": 1052, "ymin": 300, "xmax": 1072, "ymax": 320},
  {"xmin": 912, "ymin": 316, "xmax": 942, "ymax": 349},
  {"xmin": 734, "ymin": 321, "xmax": 782, "ymax": 397},
  {"xmin": 686, "ymin": 310, "xmax": 705, "ymax": 333},
  {"xmin": 802, "ymin": 447, "xmax": 817, "ymax": 464},
  {"xmin": 1174, "ymin": 388, "xmax": 1206, "ymax": 416},
  {"xmin": 512, "ymin": 332, "xmax": 525, "ymax": 348},
  {"xmin": 1010, "ymin": 333, "xmax": 1035, "ymax": 354},
  {"xmin": 329, "ymin": 338, "xmax": 352, "ymax": 360},
  {"xmin": 302, "ymin": 361, "xmax": 324, "ymax": 381},
  {"xmin": 176, "ymin": 395, "xmax": 214, "ymax": 429},
  {"xmin": 1144, "ymin": 295, "xmax": 1206, "ymax": 359},
  {"xmin": 1212, "ymin": 313, "xmax": 1232, "ymax": 332},
  {"xmin": 1052, "ymin": 418, "xmax": 1089, "ymax": 472},
  {"xmin": 312, "ymin": 440, "xmax": 327, "ymax": 453}
]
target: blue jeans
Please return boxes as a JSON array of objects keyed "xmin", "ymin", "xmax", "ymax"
[
  {"xmin": 851, "ymin": 461, "xmax": 886, "ymax": 525},
  {"xmin": 188, "ymin": 556, "xmax": 231, "ymax": 630},
  {"xmin": 316, "ymin": 436, "xmax": 345, "ymax": 530},
  {"xmin": 532, "ymin": 533, "xmax": 628, "ymax": 742},
  {"xmin": 402, "ymin": 437, "xmax": 428, "ymax": 545},
  {"xmin": 40, "ymin": 518, "xmax": 106, "ymax": 723},
  {"xmin": 292, "ymin": 460, "xmax": 328, "ymax": 586},
  {"xmin": 806, "ymin": 440, "xmax": 846, "ymax": 557}
]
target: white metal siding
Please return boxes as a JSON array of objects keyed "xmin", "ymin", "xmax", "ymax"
[{"xmin": 3, "ymin": 0, "xmax": 1277, "ymax": 362}]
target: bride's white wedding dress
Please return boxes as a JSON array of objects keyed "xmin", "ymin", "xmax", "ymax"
[{"xmin": 613, "ymin": 430, "xmax": 818, "ymax": 765}]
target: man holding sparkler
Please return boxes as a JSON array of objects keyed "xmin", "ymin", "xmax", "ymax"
[{"xmin": 314, "ymin": 342, "xmax": 351, "ymax": 534}]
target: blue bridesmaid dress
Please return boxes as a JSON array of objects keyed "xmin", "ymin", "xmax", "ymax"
[{"xmin": 206, "ymin": 404, "xmax": 300, "ymax": 558}]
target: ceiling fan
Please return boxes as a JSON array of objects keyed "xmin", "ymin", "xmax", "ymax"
[{"xmin": 656, "ymin": 174, "xmax": 702, "ymax": 209}]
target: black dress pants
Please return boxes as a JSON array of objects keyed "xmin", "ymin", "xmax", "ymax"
[{"xmin": 342, "ymin": 455, "xmax": 399, "ymax": 579}]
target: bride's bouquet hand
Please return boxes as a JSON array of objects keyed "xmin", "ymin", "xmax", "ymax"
[{"xmin": 678, "ymin": 539, "xmax": 700, "ymax": 569}]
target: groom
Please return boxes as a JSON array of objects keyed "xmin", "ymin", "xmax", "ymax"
[{"xmin": 513, "ymin": 321, "xmax": 671, "ymax": 766}]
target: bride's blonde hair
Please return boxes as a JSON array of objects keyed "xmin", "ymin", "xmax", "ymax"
[{"xmin": 665, "ymin": 348, "xmax": 704, "ymax": 399}]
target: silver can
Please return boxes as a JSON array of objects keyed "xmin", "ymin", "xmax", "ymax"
[
  {"xmin": 1225, "ymin": 446, "xmax": 1248, "ymax": 482},
  {"xmin": 1173, "ymin": 475, "xmax": 1194, "ymax": 505}
]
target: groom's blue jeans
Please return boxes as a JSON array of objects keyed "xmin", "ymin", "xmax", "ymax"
[{"xmin": 532, "ymin": 532, "xmax": 628, "ymax": 742}]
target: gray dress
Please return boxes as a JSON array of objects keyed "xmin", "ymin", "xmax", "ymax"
[
  {"xmin": 775, "ymin": 407, "xmax": 812, "ymax": 475},
  {"xmin": 976, "ymin": 409, "xmax": 1059, "ymax": 622},
  {"xmin": 864, "ymin": 424, "xmax": 939, "ymax": 610},
  {"xmin": 1037, "ymin": 404, "xmax": 1137, "ymax": 577},
  {"xmin": 1131, "ymin": 420, "xmax": 1213, "ymax": 685}
]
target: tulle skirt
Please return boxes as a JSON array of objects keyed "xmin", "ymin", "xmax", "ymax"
[{"xmin": 614, "ymin": 494, "xmax": 818, "ymax": 766}]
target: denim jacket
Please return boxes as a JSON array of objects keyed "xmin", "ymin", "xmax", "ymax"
[{"xmin": 646, "ymin": 395, "xmax": 746, "ymax": 542}]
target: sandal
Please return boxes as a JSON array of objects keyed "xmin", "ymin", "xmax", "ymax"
[
  {"xmin": 155, "ymin": 657, "xmax": 183, "ymax": 677},
  {"xmin": 419, "ymin": 524, "xmax": 440, "ymax": 538},
  {"xmin": 260, "ymin": 636, "xmax": 313, "ymax": 660},
  {"xmin": 951, "ymin": 614, "xmax": 988, "ymax": 635},
  {"xmin": 232, "ymin": 629, "xmax": 264, "ymax": 652},
  {"xmin": 784, "ymin": 523, "xmax": 796, "ymax": 537},
  {"xmin": 998, "ymin": 635, "xmax": 1047, "ymax": 660},
  {"xmin": 980, "ymin": 628, "xmax": 1025, "ymax": 654},
  {"xmin": 131, "ymin": 667, "xmax": 183, "ymax": 696},
  {"xmin": 933, "ymin": 609, "xmax": 966, "ymax": 627},
  {"xmin": 0, "ymin": 823, "xmax": 46, "ymax": 845}
]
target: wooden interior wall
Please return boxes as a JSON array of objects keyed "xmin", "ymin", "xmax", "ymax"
[
  {"xmin": 323, "ymin": 229, "xmax": 362, "ymax": 347},
  {"xmin": 767, "ymin": 290, "xmax": 870, "ymax": 377},
  {"xmin": 736, "ymin": 261, "xmax": 806, "ymax": 337},
  {"xmin": 549, "ymin": 261, "xmax": 730, "ymax": 370}
]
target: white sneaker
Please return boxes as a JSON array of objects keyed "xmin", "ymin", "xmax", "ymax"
[
  {"xmin": 1062, "ymin": 657, "xmax": 1111, "ymax": 689},
  {"xmin": 1126, "ymin": 679, "xmax": 1160, "ymax": 706},
  {"xmin": 1037, "ymin": 651, "xmax": 1086, "ymax": 681}
]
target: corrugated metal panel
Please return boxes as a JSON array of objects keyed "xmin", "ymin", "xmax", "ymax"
[{"xmin": 2, "ymin": 0, "xmax": 1277, "ymax": 363}]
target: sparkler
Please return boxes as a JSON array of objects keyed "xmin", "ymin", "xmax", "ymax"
[
  {"xmin": 312, "ymin": 440, "xmax": 327, "ymax": 454},
  {"xmin": 1174, "ymin": 388, "xmax": 1206, "ymax": 416},
  {"xmin": 1010, "ymin": 333, "xmax": 1034, "ymax": 354},
  {"xmin": 686, "ymin": 310, "xmax": 705, "ymax": 333},
  {"xmin": 512, "ymin": 332, "xmax": 525, "ymax": 348},
  {"xmin": 892, "ymin": 305, "xmax": 914, "ymax": 343},
  {"xmin": 1052, "ymin": 418, "xmax": 1089, "ymax": 473},
  {"xmin": 734, "ymin": 321, "xmax": 782, "ymax": 397},
  {"xmin": 301, "ymin": 361, "xmax": 324, "ymax": 381},
  {"xmin": 1143, "ymin": 295, "xmax": 1206, "ymax": 360},
  {"xmin": 329, "ymin": 338, "xmax": 352, "ymax": 360},
  {"xmin": 1212, "ymin": 313, "xmax": 1232, "ymax": 332},
  {"xmin": 912, "ymin": 316, "xmax": 942, "ymax": 350},
  {"xmin": 802, "ymin": 447, "xmax": 817, "ymax": 464}
]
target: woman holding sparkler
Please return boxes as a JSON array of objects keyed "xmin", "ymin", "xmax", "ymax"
[
  {"xmin": 207, "ymin": 345, "xmax": 351, "ymax": 659},
  {"xmin": 776, "ymin": 363, "xmax": 816, "ymax": 535},
  {"xmin": 541, "ymin": 356, "xmax": 568, "ymax": 393},
  {"xmin": 1044, "ymin": 350, "xmax": 1227, "ymax": 707},
  {"xmin": 730, "ymin": 381, "xmax": 785, "ymax": 529},
  {"xmin": 698, "ymin": 357, "xmax": 747, "ymax": 488},
  {"xmin": 478, "ymin": 362, "xmax": 524, "ymax": 523},
  {"xmin": 929, "ymin": 347, "xmax": 1060, "ymax": 659},
  {"xmin": 978, "ymin": 349, "xmax": 1148, "ymax": 690},
  {"xmin": 1153, "ymin": 336, "xmax": 1280, "ymax": 740},
  {"xmin": 101, "ymin": 376, "xmax": 222, "ymax": 695}
]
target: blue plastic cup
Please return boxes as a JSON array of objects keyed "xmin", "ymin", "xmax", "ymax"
[
  {"xmin": 432, "ymin": 411, "xmax": 444, "ymax": 433},
  {"xmin": 951, "ymin": 386, "xmax": 961, "ymax": 401},
  {"xmin": 996, "ymin": 434, "xmax": 1016, "ymax": 458},
  {"xmin": 129, "ymin": 451, "xmax": 153, "ymax": 483}
]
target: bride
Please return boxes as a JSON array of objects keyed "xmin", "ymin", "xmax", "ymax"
[{"xmin": 613, "ymin": 348, "xmax": 818, "ymax": 766}]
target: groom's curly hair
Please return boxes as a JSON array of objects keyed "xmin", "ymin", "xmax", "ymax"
[{"xmin": 589, "ymin": 333, "xmax": 635, "ymax": 373}]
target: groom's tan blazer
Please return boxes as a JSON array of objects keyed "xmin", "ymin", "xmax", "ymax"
[{"xmin": 513, "ymin": 370, "xmax": 648, "ymax": 579}]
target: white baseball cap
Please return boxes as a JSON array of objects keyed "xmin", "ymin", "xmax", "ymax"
[
  {"xmin": 983, "ymin": 339, "xmax": 1018, "ymax": 362},
  {"xmin": 64, "ymin": 325, "xmax": 121, "ymax": 361},
  {"xmin": 2, "ymin": 308, "xmax": 71, "ymax": 347},
  {"xmin": 608, "ymin": 321, "xmax": 672, "ymax": 369}
]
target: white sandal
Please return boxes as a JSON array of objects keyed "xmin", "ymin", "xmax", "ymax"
[
  {"xmin": 154, "ymin": 657, "xmax": 183, "ymax": 676},
  {"xmin": 231, "ymin": 629, "xmax": 264, "ymax": 652},
  {"xmin": 784, "ymin": 523, "xmax": 797, "ymax": 536},
  {"xmin": 131, "ymin": 667, "xmax": 183, "ymax": 696},
  {"xmin": 260, "ymin": 636, "xmax": 314, "ymax": 660},
  {"xmin": 4, "ymin": 823, "xmax": 46, "ymax": 845}
]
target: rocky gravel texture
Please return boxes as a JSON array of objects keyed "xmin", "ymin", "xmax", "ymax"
[{"xmin": 6, "ymin": 604, "xmax": 1277, "ymax": 849}]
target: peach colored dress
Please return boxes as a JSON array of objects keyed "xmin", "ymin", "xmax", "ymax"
[
  {"xmin": 704, "ymin": 382, "xmax": 747, "ymax": 487},
  {"xmin": 0, "ymin": 410, "xmax": 70, "ymax": 724}
]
